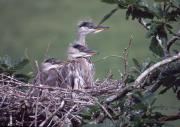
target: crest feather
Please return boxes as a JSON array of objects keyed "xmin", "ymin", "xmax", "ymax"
[{"xmin": 77, "ymin": 18, "xmax": 93, "ymax": 27}]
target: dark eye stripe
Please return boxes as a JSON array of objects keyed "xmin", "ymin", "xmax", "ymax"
[
  {"xmin": 44, "ymin": 58, "xmax": 56, "ymax": 63},
  {"xmin": 73, "ymin": 44, "xmax": 89, "ymax": 52},
  {"xmin": 79, "ymin": 22, "xmax": 88, "ymax": 27},
  {"xmin": 79, "ymin": 22, "xmax": 95, "ymax": 28}
]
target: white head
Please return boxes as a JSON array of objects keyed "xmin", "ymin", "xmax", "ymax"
[{"xmin": 68, "ymin": 44, "xmax": 97, "ymax": 60}]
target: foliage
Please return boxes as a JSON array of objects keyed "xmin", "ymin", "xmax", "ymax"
[
  {"xmin": 79, "ymin": 0, "xmax": 180, "ymax": 127},
  {"xmin": 100, "ymin": 0, "xmax": 180, "ymax": 94},
  {"xmin": 100, "ymin": 0, "xmax": 180, "ymax": 57},
  {"xmin": 0, "ymin": 56, "xmax": 32, "ymax": 82}
]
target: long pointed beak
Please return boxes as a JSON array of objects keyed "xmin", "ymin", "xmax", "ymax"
[
  {"xmin": 85, "ymin": 50, "xmax": 97, "ymax": 56},
  {"xmin": 94, "ymin": 25, "xmax": 109, "ymax": 33},
  {"xmin": 72, "ymin": 50, "xmax": 97, "ymax": 58}
]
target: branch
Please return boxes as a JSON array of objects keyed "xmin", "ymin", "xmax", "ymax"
[
  {"xmin": 134, "ymin": 52, "xmax": 180, "ymax": 87},
  {"xmin": 105, "ymin": 85, "xmax": 134, "ymax": 104},
  {"xmin": 122, "ymin": 36, "xmax": 132, "ymax": 83},
  {"xmin": 138, "ymin": 18, "xmax": 150, "ymax": 30},
  {"xmin": 167, "ymin": 29, "xmax": 180, "ymax": 52},
  {"xmin": 95, "ymin": 55, "xmax": 124, "ymax": 63},
  {"xmin": 159, "ymin": 112, "xmax": 180, "ymax": 122},
  {"xmin": 94, "ymin": 98, "xmax": 113, "ymax": 120},
  {"xmin": 35, "ymin": 94, "xmax": 40, "ymax": 127},
  {"xmin": 39, "ymin": 100, "xmax": 65, "ymax": 127}
]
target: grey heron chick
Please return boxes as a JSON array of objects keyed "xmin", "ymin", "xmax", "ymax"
[
  {"xmin": 35, "ymin": 44, "xmax": 97, "ymax": 90},
  {"xmin": 76, "ymin": 21, "xmax": 109, "ymax": 46},
  {"xmin": 34, "ymin": 21, "xmax": 109, "ymax": 90},
  {"xmin": 68, "ymin": 21, "xmax": 109, "ymax": 88}
]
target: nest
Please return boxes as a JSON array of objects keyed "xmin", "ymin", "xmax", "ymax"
[{"xmin": 0, "ymin": 73, "xmax": 123, "ymax": 127}]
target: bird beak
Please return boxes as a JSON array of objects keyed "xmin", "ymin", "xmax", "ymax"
[
  {"xmin": 85, "ymin": 50, "xmax": 97, "ymax": 56},
  {"xmin": 94, "ymin": 25, "xmax": 109, "ymax": 33},
  {"xmin": 72, "ymin": 50, "xmax": 97, "ymax": 58}
]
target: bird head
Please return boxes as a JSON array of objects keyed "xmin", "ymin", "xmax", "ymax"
[
  {"xmin": 68, "ymin": 44, "xmax": 97, "ymax": 60},
  {"xmin": 41, "ymin": 58, "xmax": 62, "ymax": 72},
  {"xmin": 78, "ymin": 21, "xmax": 109, "ymax": 35}
]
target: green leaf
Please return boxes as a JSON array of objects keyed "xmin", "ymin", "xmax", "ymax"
[
  {"xmin": 142, "ymin": 92, "xmax": 155, "ymax": 102},
  {"xmin": 150, "ymin": 98, "xmax": 157, "ymax": 106},
  {"xmin": 125, "ymin": 0, "xmax": 139, "ymax": 4},
  {"xmin": 165, "ymin": 23, "xmax": 173, "ymax": 29},
  {"xmin": 101, "ymin": 0, "xmax": 119, "ymax": 4},
  {"xmin": 154, "ymin": 0, "xmax": 170, "ymax": 2},
  {"xmin": 126, "ymin": 74, "xmax": 135, "ymax": 83},
  {"xmin": 132, "ymin": 58, "xmax": 141, "ymax": 70},
  {"xmin": 118, "ymin": 0, "xmax": 128, "ymax": 9},
  {"xmin": 146, "ymin": 23, "xmax": 158, "ymax": 38},
  {"xmin": 98, "ymin": 7, "xmax": 119, "ymax": 25},
  {"xmin": 126, "ymin": 5, "xmax": 155, "ymax": 20},
  {"xmin": 0, "ymin": 63, "xmax": 9, "ymax": 69},
  {"xmin": 0, "ymin": 56, "xmax": 12, "ymax": 68},
  {"xmin": 175, "ymin": 0, "xmax": 180, "ymax": 4},
  {"xmin": 149, "ymin": 36, "xmax": 164, "ymax": 57},
  {"xmin": 133, "ymin": 103, "xmax": 147, "ymax": 111},
  {"xmin": 154, "ymin": 3, "xmax": 163, "ymax": 17},
  {"xmin": 79, "ymin": 105, "xmax": 101, "ymax": 121},
  {"xmin": 14, "ymin": 73, "xmax": 31, "ymax": 82},
  {"xmin": 10, "ymin": 58, "xmax": 29, "ymax": 71},
  {"xmin": 159, "ymin": 87, "xmax": 171, "ymax": 94}
]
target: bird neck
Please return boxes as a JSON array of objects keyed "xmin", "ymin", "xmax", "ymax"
[{"xmin": 76, "ymin": 33, "xmax": 86, "ymax": 46}]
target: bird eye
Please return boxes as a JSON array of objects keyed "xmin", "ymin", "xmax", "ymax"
[
  {"xmin": 79, "ymin": 22, "xmax": 88, "ymax": 27},
  {"xmin": 72, "ymin": 44, "xmax": 83, "ymax": 50},
  {"xmin": 79, "ymin": 22, "xmax": 95, "ymax": 29}
]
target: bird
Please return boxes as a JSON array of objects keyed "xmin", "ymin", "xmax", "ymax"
[
  {"xmin": 34, "ymin": 58, "xmax": 62, "ymax": 87},
  {"xmin": 75, "ymin": 21, "xmax": 109, "ymax": 46},
  {"xmin": 35, "ymin": 44, "xmax": 97, "ymax": 90},
  {"xmin": 67, "ymin": 21, "xmax": 109, "ymax": 88},
  {"xmin": 34, "ymin": 21, "xmax": 109, "ymax": 90}
]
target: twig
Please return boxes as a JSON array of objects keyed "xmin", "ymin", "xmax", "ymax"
[
  {"xmin": 122, "ymin": 36, "xmax": 132, "ymax": 83},
  {"xmin": 35, "ymin": 93, "xmax": 40, "ymax": 127},
  {"xmin": 167, "ymin": 29, "xmax": 180, "ymax": 52},
  {"xmin": 95, "ymin": 55, "xmax": 124, "ymax": 63},
  {"xmin": 44, "ymin": 42, "xmax": 52, "ymax": 59},
  {"xmin": 8, "ymin": 113, "xmax": 13, "ymax": 126},
  {"xmin": 93, "ymin": 97, "xmax": 113, "ymax": 121},
  {"xmin": 52, "ymin": 104, "xmax": 77, "ymax": 127},
  {"xmin": 0, "ymin": 71, "xmax": 124, "ymax": 126},
  {"xmin": 105, "ymin": 85, "xmax": 134, "ymax": 104},
  {"xmin": 63, "ymin": 104, "xmax": 77, "ymax": 121},
  {"xmin": 134, "ymin": 52, "xmax": 180, "ymax": 87},
  {"xmin": 39, "ymin": 100, "xmax": 65, "ymax": 127},
  {"xmin": 0, "ymin": 95, "xmax": 7, "ymax": 108},
  {"xmin": 35, "ymin": 60, "xmax": 40, "ymax": 72}
]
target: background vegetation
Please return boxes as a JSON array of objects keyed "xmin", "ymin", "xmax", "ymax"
[{"xmin": 0, "ymin": 0, "xmax": 152, "ymax": 78}]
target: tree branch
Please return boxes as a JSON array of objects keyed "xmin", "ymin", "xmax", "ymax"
[
  {"xmin": 134, "ymin": 52, "xmax": 180, "ymax": 87},
  {"xmin": 105, "ymin": 86, "xmax": 134, "ymax": 104},
  {"xmin": 159, "ymin": 112, "xmax": 180, "ymax": 122}
]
